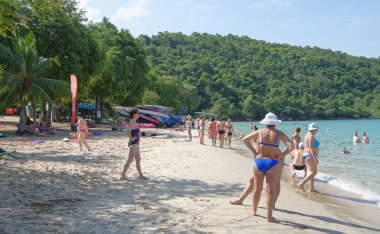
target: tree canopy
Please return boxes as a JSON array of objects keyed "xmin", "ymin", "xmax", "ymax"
[{"xmin": 138, "ymin": 32, "xmax": 380, "ymax": 119}]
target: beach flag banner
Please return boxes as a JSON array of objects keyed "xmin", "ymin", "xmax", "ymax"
[{"xmin": 70, "ymin": 75, "xmax": 77, "ymax": 123}]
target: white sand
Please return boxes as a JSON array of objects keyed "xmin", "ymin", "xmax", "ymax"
[{"xmin": 1, "ymin": 120, "xmax": 379, "ymax": 233}]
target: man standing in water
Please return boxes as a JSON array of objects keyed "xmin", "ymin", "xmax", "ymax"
[
  {"xmin": 362, "ymin": 132, "xmax": 369, "ymax": 144},
  {"xmin": 353, "ymin": 131, "xmax": 361, "ymax": 144}
]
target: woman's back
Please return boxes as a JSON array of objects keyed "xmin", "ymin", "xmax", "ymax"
[{"xmin": 257, "ymin": 128, "xmax": 281, "ymax": 159}]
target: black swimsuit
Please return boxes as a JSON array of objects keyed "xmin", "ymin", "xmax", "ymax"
[{"xmin": 293, "ymin": 164, "xmax": 306, "ymax": 170}]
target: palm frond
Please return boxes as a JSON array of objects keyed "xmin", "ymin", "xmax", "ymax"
[
  {"xmin": 28, "ymin": 83, "xmax": 53, "ymax": 104},
  {"xmin": 34, "ymin": 78, "xmax": 70, "ymax": 97},
  {"xmin": 0, "ymin": 85, "xmax": 18, "ymax": 106}
]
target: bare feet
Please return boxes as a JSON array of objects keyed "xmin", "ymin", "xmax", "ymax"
[
  {"xmin": 297, "ymin": 183, "xmax": 306, "ymax": 192},
  {"xmin": 267, "ymin": 217, "xmax": 279, "ymax": 223},
  {"xmin": 309, "ymin": 189, "xmax": 319, "ymax": 193},
  {"xmin": 249, "ymin": 211, "xmax": 257, "ymax": 216},
  {"xmin": 229, "ymin": 200, "xmax": 243, "ymax": 205},
  {"xmin": 139, "ymin": 176, "xmax": 149, "ymax": 180},
  {"xmin": 120, "ymin": 176, "xmax": 130, "ymax": 181}
]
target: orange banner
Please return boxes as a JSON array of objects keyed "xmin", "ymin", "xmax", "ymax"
[{"xmin": 70, "ymin": 75, "xmax": 77, "ymax": 123}]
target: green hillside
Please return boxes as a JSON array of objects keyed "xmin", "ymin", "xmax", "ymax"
[{"xmin": 139, "ymin": 32, "xmax": 380, "ymax": 120}]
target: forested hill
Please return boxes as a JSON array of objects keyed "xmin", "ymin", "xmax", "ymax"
[{"xmin": 138, "ymin": 32, "xmax": 380, "ymax": 120}]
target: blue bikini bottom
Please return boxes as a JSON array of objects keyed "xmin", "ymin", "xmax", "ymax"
[{"xmin": 254, "ymin": 158, "xmax": 279, "ymax": 173}]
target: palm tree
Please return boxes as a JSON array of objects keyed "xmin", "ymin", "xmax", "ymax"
[{"xmin": 0, "ymin": 33, "xmax": 68, "ymax": 134}]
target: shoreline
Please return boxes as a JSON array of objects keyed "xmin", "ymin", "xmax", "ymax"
[
  {"xmin": 231, "ymin": 136, "xmax": 380, "ymax": 227},
  {"xmin": 1, "ymin": 120, "xmax": 380, "ymax": 233}
]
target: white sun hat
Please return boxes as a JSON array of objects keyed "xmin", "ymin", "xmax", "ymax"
[
  {"xmin": 308, "ymin": 123, "xmax": 319, "ymax": 131},
  {"xmin": 259, "ymin": 112, "xmax": 282, "ymax": 125}
]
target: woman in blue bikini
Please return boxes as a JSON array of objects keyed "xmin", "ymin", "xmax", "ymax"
[
  {"xmin": 242, "ymin": 112, "xmax": 294, "ymax": 222},
  {"xmin": 120, "ymin": 108, "xmax": 147, "ymax": 180},
  {"xmin": 297, "ymin": 123, "xmax": 319, "ymax": 193}
]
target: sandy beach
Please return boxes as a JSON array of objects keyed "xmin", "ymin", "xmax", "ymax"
[{"xmin": 1, "ymin": 117, "xmax": 379, "ymax": 233}]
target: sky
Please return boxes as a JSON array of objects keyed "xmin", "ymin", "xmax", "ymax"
[{"xmin": 77, "ymin": 0, "xmax": 380, "ymax": 58}]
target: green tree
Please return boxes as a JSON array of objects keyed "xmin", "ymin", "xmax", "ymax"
[
  {"xmin": 0, "ymin": 33, "xmax": 68, "ymax": 134},
  {"xmin": 210, "ymin": 97, "xmax": 230, "ymax": 117},
  {"xmin": 242, "ymin": 95, "xmax": 263, "ymax": 119}
]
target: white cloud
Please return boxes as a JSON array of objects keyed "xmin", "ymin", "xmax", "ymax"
[
  {"xmin": 113, "ymin": 0, "xmax": 152, "ymax": 21},
  {"xmin": 77, "ymin": 0, "xmax": 101, "ymax": 22}
]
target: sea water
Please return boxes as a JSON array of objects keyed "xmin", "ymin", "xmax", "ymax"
[{"xmin": 231, "ymin": 119, "xmax": 380, "ymax": 208}]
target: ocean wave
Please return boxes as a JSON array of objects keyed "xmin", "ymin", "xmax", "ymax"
[{"xmin": 315, "ymin": 172, "xmax": 380, "ymax": 208}]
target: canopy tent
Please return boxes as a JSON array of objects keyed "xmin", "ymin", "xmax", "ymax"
[{"xmin": 78, "ymin": 103, "xmax": 95, "ymax": 110}]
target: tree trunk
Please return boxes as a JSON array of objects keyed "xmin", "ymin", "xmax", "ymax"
[
  {"xmin": 31, "ymin": 100, "xmax": 37, "ymax": 123},
  {"xmin": 95, "ymin": 94, "xmax": 102, "ymax": 124},
  {"xmin": 41, "ymin": 101, "xmax": 47, "ymax": 123},
  {"xmin": 52, "ymin": 105, "xmax": 58, "ymax": 122},
  {"xmin": 17, "ymin": 93, "xmax": 26, "ymax": 134},
  {"xmin": 46, "ymin": 103, "xmax": 52, "ymax": 127}
]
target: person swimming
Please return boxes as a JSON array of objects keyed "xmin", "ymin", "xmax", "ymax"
[{"xmin": 341, "ymin": 147, "xmax": 350, "ymax": 154}]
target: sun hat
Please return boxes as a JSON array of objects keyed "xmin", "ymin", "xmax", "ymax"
[
  {"xmin": 298, "ymin": 142, "xmax": 305, "ymax": 149},
  {"xmin": 259, "ymin": 112, "xmax": 281, "ymax": 125},
  {"xmin": 308, "ymin": 123, "xmax": 318, "ymax": 131}
]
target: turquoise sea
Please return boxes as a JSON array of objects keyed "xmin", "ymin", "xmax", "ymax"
[{"xmin": 231, "ymin": 120, "xmax": 380, "ymax": 208}]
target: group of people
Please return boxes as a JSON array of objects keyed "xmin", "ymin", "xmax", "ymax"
[
  {"xmin": 185, "ymin": 115, "xmax": 235, "ymax": 148},
  {"xmin": 341, "ymin": 130, "xmax": 369, "ymax": 154},
  {"xmin": 230, "ymin": 112, "xmax": 321, "ymax": 222},
  {"xmin": 25, "ymin": 117, "xmax": 56, "ymax": 135},
  {"xmin": 110, "ymin": 110, "xmax": 324, "ymax": 222},
  {"xmin": 353, "ymin": 130, "xmax": 369, "ymax": 144}
]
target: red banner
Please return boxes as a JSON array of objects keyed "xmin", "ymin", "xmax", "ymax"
[{"xmin": 70, "ymin": 75, "xmax": 77, "ymax": 123}]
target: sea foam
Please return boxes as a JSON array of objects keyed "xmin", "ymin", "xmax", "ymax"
[{"xmin": 315, "ymin": 172, "xmax": 380, "ymax": 208}]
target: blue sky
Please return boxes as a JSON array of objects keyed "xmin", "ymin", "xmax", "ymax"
[{"xmin": 78, "ymin": 0, "xmax": 380, "ymax": 58}]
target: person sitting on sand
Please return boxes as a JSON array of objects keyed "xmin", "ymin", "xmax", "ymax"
[
  {"xmin": 26, "ymin": 121, "xmax": 37, "ymax": 134},
  {"xmin": 38, "ymin": 120, "xmax": 56, "ymax": 135},
  {"xmin": 76, "ymin": 114, "xmax": 91, "ymax": 151},
  {"xmin": 120, "ymin": 108, "xmax": 147, "ymax": 180},
  {"xmin": 362, "ymin": 132, "xmax": 369, "ymax": 144},
  {"xmin": 341, "ymin": 147, "xmax": 350, "ymax": 154},
  {"xmin": 353, "ymin": 131, "xmax": 361, "ymax": 144},
  {"xmin": 289, "ymin": 143, "xmax": 307, "ymax": 180},
  {"xmin": 240, "ymin": 112, "xmax": 294, "ymax": 222}
]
